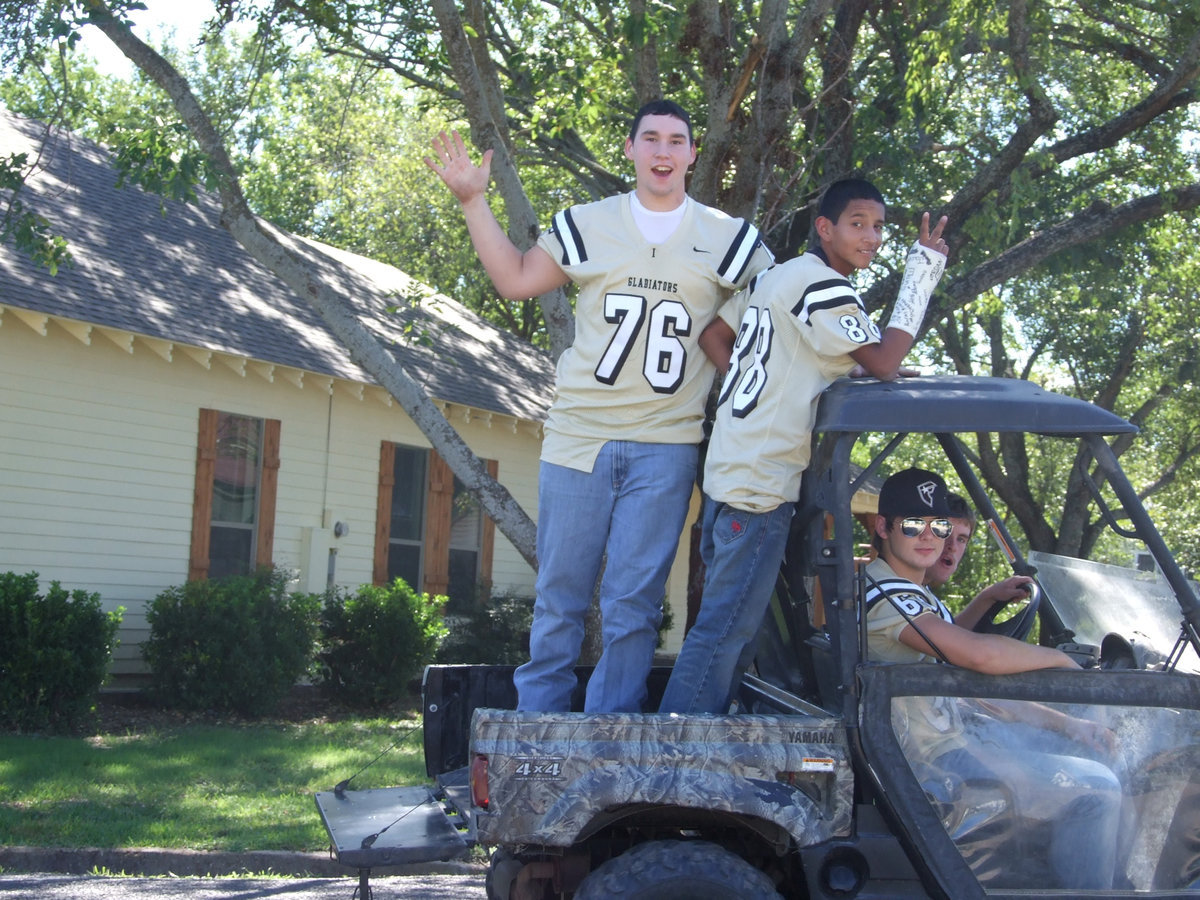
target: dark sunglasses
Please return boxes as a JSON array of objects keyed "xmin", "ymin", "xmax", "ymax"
[{"xmin": 899, "ymin": 517, "xmax": 953, "ymax": 539}]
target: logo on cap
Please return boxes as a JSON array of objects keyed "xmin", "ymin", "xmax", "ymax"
[{"xmin": 917, "ymin": 480, "xmax": 938, "ymax": 508}]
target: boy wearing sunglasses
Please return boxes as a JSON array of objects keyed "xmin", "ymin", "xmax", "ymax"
[
  {"xmin": 864, "ymin": 468, "xmax": 1122, "ymax": 890},
  {"xmin": 864, "ymin": 468, "xmax": 1079, "ymax": 670}
]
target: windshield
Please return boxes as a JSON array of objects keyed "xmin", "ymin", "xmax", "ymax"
[
  {"xmin": 858, "ymin": 663, "xmax": 1200, "ymax": 898},
  {"xmin": 1030, "ymin": 551, "xmax": 1200, "ymax": 674},
  {"xmin": 890, "ymin": 693, "xmax": 1200, "ymax": 894}
]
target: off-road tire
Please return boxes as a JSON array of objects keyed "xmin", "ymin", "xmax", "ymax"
[
  {"xmin": 572, "ymin": 839, "xmax": 783, "ymax": 900},
  {"xmin": 485, "ymin": 847, "xmax": 524, "ymax": 900}
]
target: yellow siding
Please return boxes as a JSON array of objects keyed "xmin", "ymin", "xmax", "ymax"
[{"xmin": 0, "ymin": 313, "xmax": 542, "ymax": 677}]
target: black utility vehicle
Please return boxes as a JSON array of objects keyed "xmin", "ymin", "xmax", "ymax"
[{"xmin": 317, "ymin": 375, "xmax": 1200, "ymax": 900}]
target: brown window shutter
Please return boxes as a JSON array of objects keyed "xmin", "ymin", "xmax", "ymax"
[
  {"xmin": 373, "ymin": 442, "xmax": 396, "ymax": 586},
  {"xmin": 254, "ymin": 418, "xmax": 281, "ymax": 569},
  {"xmin": 424, "ymin": 450, "xmax": 453, "ymax": 597},
  {"xmin": 479, "ymin": 458, "xmax": 498, "ymax": 595},
  {"xmin": 188, "ymin": 408, "xmax": 218, "ymax": 582}
]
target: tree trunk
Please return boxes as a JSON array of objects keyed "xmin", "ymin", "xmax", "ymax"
[{"xmin": 429, "ymin": 0, "xmax": 575, "ymax": 360}]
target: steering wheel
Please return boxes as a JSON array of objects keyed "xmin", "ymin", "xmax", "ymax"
[{"xmin": 973, "ymin": 581, "xmax": 1041, "ymax": 641}]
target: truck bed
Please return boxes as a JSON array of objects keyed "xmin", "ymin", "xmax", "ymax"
[{"xmin": 469, "ymin": 706, "xmax": 854, "ymax": 849}]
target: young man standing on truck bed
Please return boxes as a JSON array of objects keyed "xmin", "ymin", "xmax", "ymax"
[
  {"xmin": 658, "ymin": 178, "xmax": 949, "ymax": 715},
  {"xmin": 864, "ymin": 467, "xmax": 1122, "ymax": 890},
  {"xmin": 426, "ymin": 101, "xmax": 774, "ymax": 713}
]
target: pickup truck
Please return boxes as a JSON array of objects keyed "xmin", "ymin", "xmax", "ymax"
[{"xmin": 317, "ymin": 375, "xmax": 1200, "ymax": 900}]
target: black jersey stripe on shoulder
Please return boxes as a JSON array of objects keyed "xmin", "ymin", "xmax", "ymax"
[
  {"xmin": 865, "ymin": 577, "xmax": 923, "ymax": 598},
  {"xmin": 747, "ymin": 268, "xmax": 771, "ymax": 295},
  {"xmin": 552, "ymin": 208, "xmax": 587, "ymax": 266},
  {"xmin": 717, "ymin": 221, "xmax": 763, "ymax": 283},
  {"xmin": 790, "ymin": 277, "xmax": 861, "ymax": 321}
]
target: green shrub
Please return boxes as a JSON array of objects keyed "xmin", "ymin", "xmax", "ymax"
[
  {"xmin": 0, "ymin": 571, "xmax": 122, "ymax": 732},
  {"xmin": 142, "ymin": 568, "xmax": 320, "ymax": 716},
  {"xmin": 318, "ymin": 578, "xmax": 448, "ymax": 708},
  {"xmin": 435, "ymin": 592, "xmax": 533, "ymax": 665},
  {"xmin": 433, "ymin": 590, "xmax": 671, "ymax": 664},
  {"xmin": 657, "ymin": 596, "xmax": 674, "ymax": 649}
]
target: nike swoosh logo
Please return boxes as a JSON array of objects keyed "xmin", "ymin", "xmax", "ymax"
[{"xmin": 693, "ymin": 246, "xmax": 711, "ymax": 253}]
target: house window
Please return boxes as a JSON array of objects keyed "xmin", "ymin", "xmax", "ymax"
[
  {"xmin": 386, "ymin": 445, "xmax": 428, "ymax": 591},
  {"xmin": 209, "ymin": 414, "xmax": 263, "ymax": 579},
  {"xmin": 447, "ymin": 476, "xmax": 483, "ymax": 610},
  {"xmin": 189, "ymin": 409, "xmax": 280, "ymax": 582},
  {"xmin": 374, "ymin": 442, "xmax": 497, "ymax": 605}
]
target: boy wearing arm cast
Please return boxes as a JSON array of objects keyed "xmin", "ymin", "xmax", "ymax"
[{"xmin": 659, "ymin": 178, "xmax": 949, "ymax": 715}]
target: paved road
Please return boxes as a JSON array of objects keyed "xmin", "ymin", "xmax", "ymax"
[
  {"xmin": 0, "ymin": 847, "xmax": 488, "ymax": 899},
  {"xmin": 0, "ymin": 872, "xmax": 487, "ymax": 899}
]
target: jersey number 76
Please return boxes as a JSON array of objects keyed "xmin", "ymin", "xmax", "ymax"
[{"xmin": 594, "ymin": 294, "xmax": 692, "ymax": 394}]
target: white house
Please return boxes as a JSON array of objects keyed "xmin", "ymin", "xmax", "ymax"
[{"xmin": 0, "ymin": 110, "xmax": 703, "ymax": 683}]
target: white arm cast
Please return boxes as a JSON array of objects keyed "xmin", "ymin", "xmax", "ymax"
[{"xmin": 887, "ymin": 240, "xmax": 947, "ymax": 337}]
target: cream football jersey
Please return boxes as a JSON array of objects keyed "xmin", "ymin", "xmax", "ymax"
[
  {"xmin": 863, "ymin": 557, "xmax": 955, "ymax": 664},
  {"xmin": 863, "ymin": 557, "xmax": 963, "ymax": 760},
  {"xmin": 537, "ymin": 192, "xmax": 773, "ymax": 471},
  {"xmin": 703, "ymin": 252, "xmax": 882, "ymax": 512}
]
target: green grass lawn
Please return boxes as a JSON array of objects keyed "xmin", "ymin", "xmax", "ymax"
[{"xmin": 0, "ymin": 713, "xmax": 428, "ymax": 852}]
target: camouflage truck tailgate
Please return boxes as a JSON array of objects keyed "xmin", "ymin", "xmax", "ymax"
[{"xmin": 470, "ymin": 709, "xmax": 852, "ymax": 847}]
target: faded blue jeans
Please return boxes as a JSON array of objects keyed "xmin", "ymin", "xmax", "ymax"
[
  {"xmin": 658, "ymin": 498, "xmax": 794, "ymax": 714},
  {"xmin": 933, "ymin": 743, "xmax": 1122, "ymax": 890},
  {"xmin": 514, "ymin": 441, "xmax": 698, "ymax": 713}
]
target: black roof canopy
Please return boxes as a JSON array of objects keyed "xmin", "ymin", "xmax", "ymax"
[{"xmin": 814, "ymin": 375, "xmax": 1137, "ymax": 438}]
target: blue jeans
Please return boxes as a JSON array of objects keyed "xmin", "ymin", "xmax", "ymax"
[
  {"xmin": 934, "ymin": 744, "xmax": 1122, "ymax": 890},
  {"xmin": 658, "ymin": 498, "xmax": 794, "ymax": 714},
  {"xmin": 514, "ymin": 441, "xmax": 698, "ymax": 713}
]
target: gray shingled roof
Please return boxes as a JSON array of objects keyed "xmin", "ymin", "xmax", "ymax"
[{"xmin": 0, "ymin": 110, "xmax": 554, "ymax": 423}]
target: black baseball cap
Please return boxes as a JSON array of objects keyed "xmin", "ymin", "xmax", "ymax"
[{"xmin": 878, "ymin": 467, "xmax": 952, "ymax": 518}]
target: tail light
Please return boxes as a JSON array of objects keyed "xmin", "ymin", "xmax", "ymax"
[{"xmin": 470, "ymin": 753, "xmax": 490, "ymax": 809}]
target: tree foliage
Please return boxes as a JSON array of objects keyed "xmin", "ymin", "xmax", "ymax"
[
  {"xmin": 268, "ymin": 0, "xmax": 1200, "ymax": 565},
  {"xmin": 2, "ymin": 0, "xmax": 1200, "ymax": 569}
]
